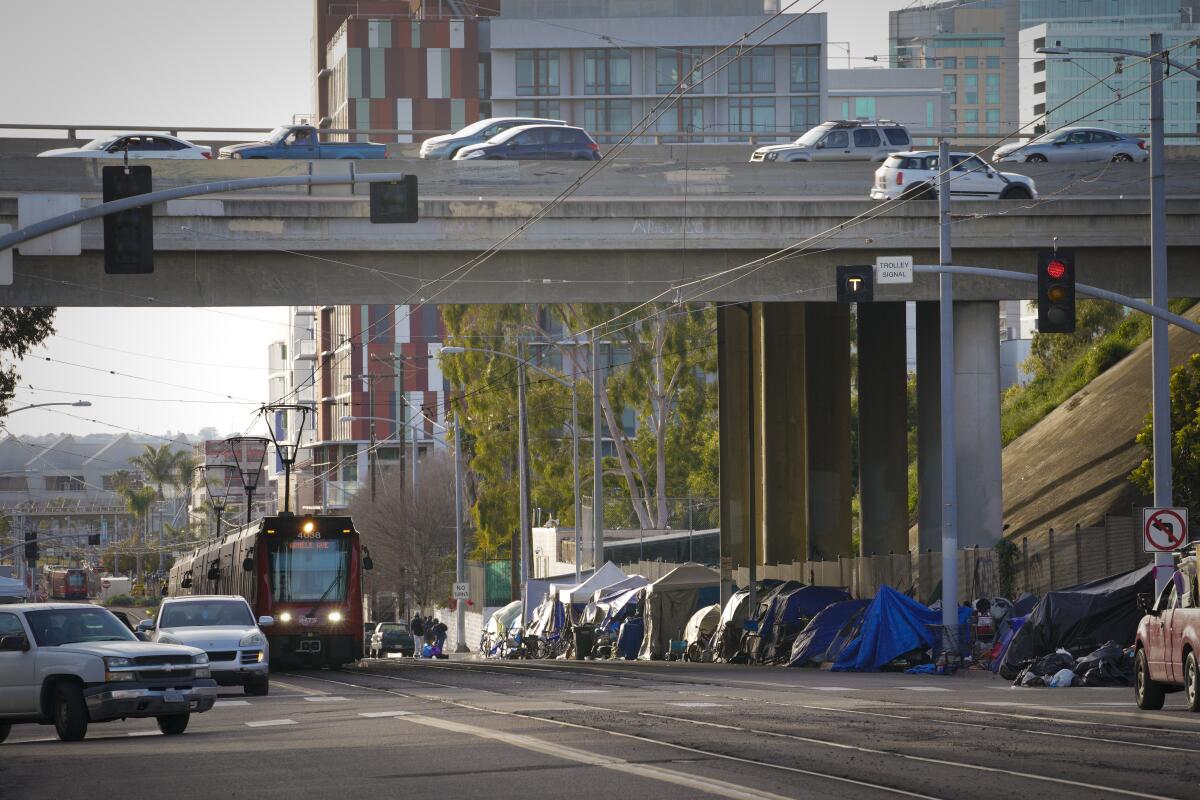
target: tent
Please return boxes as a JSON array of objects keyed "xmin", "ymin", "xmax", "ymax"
[
  {"xmin": 0, "ymin": 575, "xmax": 29, "ymax": 602},
  {"xmin": 682, "ymin": 604, "xmax": 721, "ymax": 657},
  {"xmin": 525, "ymin": 569, "xmax": 593, "ymax": 620},
  {"xmin": 755, "ymin": 585, "xmax": 852, "ymax": 663},
  {"xmin": 744, "ymin": 581, "xmax": 806, "ymax": 661},
  {"xmin": 711, "ymin": 580, "xmax": 785, "ymax": 662},
  {"xmin": 638, "ymin": 564, "xmax": 721, "ymax": 660},
  {"xmin": 997, "ymin": 564, "xmax": 1154, "ymax": 680},
  {"xmin": 592, "ymin": 574, "xmax": 649, "ymax": 604},
  {"xmin": 788, "ymin": 599, "xmax": 871, "ymax": 667},
  {"xmin": 831, "ymin": 586, "xmax": 971, "ymax": 672},
  {"xmin": 558, "ymin": 562, "xmax": 629, "ymax": 606}
]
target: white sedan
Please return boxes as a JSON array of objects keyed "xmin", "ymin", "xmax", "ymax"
[{"xmin": 38, "ymin": 132, "xmax": 212, "ymax": 159}]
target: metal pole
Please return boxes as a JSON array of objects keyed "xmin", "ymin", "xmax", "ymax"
[
  {"xmin": 245, "ymin": 490, "xmax": 253, "ymax": 524},
  {"xmin": 1149, "ymin": 32, "xmax": 1174, "ymax": 595},
  {"xmin": 369, "ymin": 375, "xmax": 377, "ymax": 503},
  {"xmin": 517, "ymin": 341, "xmax": 532, "ymax": 616},
  {"xmin": 937, "ymin": 138, "xmax": 960, "ymax": 650},
  {"xmin": 453, "ymin": 411, "xmax": 468, "ymax": 653},
  {"xmin": 572, "ymin": 379, "xmax": 582, "ymax": 582},
  {"xmin": 398, "ymin": 358, "xmax": 407, "ymax": 491},
  {"xmin": 746, "ymin": 304, "xmax": 757, "ymax": 615},
  {"xmin": 592, "ymin": 334, "xmax": 604, "ymax": 573}
]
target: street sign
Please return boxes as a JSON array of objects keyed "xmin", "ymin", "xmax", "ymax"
[
  {"xmin": 875, "ymin": 255, "xmax": 913, "ymax": 284},
  {"xmin": 452, "ymin": 582, "xmax": 470, "ymax": 600},
  {"xmin": 1143, "ymin": 507, "xmax": 1188, "ymax": 553}
]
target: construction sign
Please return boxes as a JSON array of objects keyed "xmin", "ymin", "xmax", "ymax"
[{"xmin": 1143, "ymin": 507, "xmax": 1189, "ymax": 553}]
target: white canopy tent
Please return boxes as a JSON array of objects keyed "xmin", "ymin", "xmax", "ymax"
[
  {"xmin": 592, "ymin": 574, "xmax": 649, "ymax": 604},
  {"xmin": 638, "ymin": 564, "xmax": 721, "ymax": 660},
  {"xmin": 557, "ymin": 562, "xmax": 629, "ymax": 605}
]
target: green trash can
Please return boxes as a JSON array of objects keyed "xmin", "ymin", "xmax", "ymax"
[{"xmin": 573, "ymin": 627, "xmax": 595, "ymax": 660}]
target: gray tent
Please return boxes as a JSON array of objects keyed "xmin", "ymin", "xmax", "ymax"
[{"xmin": 638, "ymin": 564, "xmax": 721, "ymax": 660}]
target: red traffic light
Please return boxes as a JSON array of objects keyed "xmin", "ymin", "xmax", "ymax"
[{"xmin": 1046, "ymin": 260, "xmax": 1067, "ymax": 280}]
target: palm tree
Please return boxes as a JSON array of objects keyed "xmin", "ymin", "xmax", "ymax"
[
  {"xmin": 120, "ymin": 485, "xmax": 156, "ymax": 589},
  {"xmin": 129, "ymin": 444, "xmax": 177, "ymax": 499}
]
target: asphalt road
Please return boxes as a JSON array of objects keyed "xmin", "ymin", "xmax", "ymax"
[{"xmin": 3, "ymin": 659, "xmax": 1198, "ymax": 799}]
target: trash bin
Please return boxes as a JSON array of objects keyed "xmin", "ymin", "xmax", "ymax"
[{"xmin": 573, "ymin": 627, "xmax": 595, "ymax": 660}]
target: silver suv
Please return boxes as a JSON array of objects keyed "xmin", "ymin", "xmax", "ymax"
[{"xmin": 750, "ymin": 120, "xmax": 912, "ymax": 163}]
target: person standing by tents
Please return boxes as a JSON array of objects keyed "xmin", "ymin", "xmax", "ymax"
[
  {"xmin": 433, "ymin": 618, "xmax": 448, "ymax": 653},
  {"xmin": 410, "ymin": 613, "xmax": 426, "ymax": 657}
]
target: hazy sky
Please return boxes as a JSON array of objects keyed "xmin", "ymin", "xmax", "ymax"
[{"xmin": 0, "ymin": 0, "xmax": 895, "ymax": 439}]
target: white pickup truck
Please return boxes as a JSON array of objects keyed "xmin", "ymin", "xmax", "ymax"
[{"xmin": 0, "ymin": 604, "xmax": 217, "ymax": 742}]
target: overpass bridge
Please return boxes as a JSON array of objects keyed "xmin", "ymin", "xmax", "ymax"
[{"xmin": 2, "ymin": 155, "xmax": 1198, "ymax": 587}]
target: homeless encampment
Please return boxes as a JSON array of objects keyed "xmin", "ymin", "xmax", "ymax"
[
  {"xmin": 638, "ymin": 564, "xmax": 721, "ymax": 660},
  {"xmin": 682, "ymin": 603, "xmax": 722, "ymax": 661},
  {"xmin": 831, "ymin": 586, "xmax": 971, "ymax": 672},
  {"xmin": 997, "ymin": 564, "xmax": 1154, "ymax": 680},
  {"xmin": 481, "ymin": 601, "xmax": 524, "ymax": 656},
  {"xmin": 711, "ymin": 580, "xmax": 784, "ymax": 662},
  {"xmin": 788, "ymin": 599, "xmax": 871, "ymax": 667},
  {"xmin": 752, "ymin": 585, "xmax": 852, "ymax": 663},
  {"xmin": 557, "ymin": 562, "xmax": 629, "ymax": 608}
]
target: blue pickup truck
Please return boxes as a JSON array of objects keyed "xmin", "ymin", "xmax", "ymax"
[{"xmin": 218, "ymin": 125, "xmax": 387, "ymax": 160}]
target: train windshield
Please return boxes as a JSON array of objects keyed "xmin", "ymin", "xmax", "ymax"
[
  {"xmin": 268, "ymin": 536, "xmax": 350, "ymax": 603},
  {"xmin": 66, "ymin": 572, "xmax": 86, "ymax": 588}
]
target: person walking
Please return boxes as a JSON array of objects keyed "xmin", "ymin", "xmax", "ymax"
[
  {"xmin": 433, "ymin": 618, "xmax": 448, "ymax": 654},
  {"xmin": 410, "ymin": 613, "xmax": 425, "ymax": 657}
]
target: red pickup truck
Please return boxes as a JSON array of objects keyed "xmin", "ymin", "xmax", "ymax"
[{"xmin": 1134, "ymin": 556, "xmax": 1199, "ymax": 711}]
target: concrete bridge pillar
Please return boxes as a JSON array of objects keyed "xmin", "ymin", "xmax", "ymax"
[
  {"xmin": 954, "ymin": 301, "xmax": 1003, "ymax": 548},
  {"xmin": 805, "ymin": 303, "xmax": 853, "ymax": 560},
  {"xmin": 857, "ymin": 302, "xmax": 909, "ymax": 556}
]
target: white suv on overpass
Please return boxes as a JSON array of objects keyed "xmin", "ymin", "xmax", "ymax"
[{"xmin": 870, "ymin": 151, "xmax": 1038, "ymax": 201}]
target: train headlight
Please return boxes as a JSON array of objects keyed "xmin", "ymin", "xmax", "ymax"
[
  {"xmin": 279, "ymin": 612, "xmax": 292, "ymax": 623},
  {"xmin": 328, "ymin": 611, "xmax": 343, "ymax": 623}
]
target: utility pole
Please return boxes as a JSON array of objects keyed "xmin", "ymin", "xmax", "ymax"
[
  {"xmin": 516, "ymin": 340, "xmax": 532, "ymax": 612},
  {"xmin": 368, "ymin": 374, "xmax": 377, "ymax": 503},
  {"xmin": 1148, "ymin": 32, "xmax": 1174, "ymax": 595},
  {"xmin": 453, "ymin": 409, "xmax": 468, "ymax": 652},
  {"xmin": 572, "ymin": 376, "xmax": 582, "ymax": 583},
  {"xmin": 937, "ymin": 138, "xmax": 960, "ymax": 651},
  {"xmin": 591, "ymin": 334, "xmax": 604, "ymax": 572}
]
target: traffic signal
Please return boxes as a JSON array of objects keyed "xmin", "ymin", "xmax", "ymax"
[
  {"xmin": 369, "ymin": 175, "xmax": 419, "ymax": 223},
  {"xmin": 1037, "ymin": 250, "xmax": 1076, "ymax": 333},
  {"xmin": 24, "ymin": 530, "xmax": 37, "ymax": 562},
  {"xmin": 102, "ymin": 165, "xmax": 154, "ymax": 274},
  {"xmin": 836, "ymin": 265, "xmax": 874, "ymax": 304},
  {"xmin": 87, "ymin": 533, "xmax": 101, "ymax": 546}
]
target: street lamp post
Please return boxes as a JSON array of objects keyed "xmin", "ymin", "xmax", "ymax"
[
  {"xmin": 440, "ymin": 345, "xmax": 583, "ymax": 583},
  {"xmin": 199, "ymin": 464, "xmax": 235, "ymax": 538},
  {"xmin": 1036, "ymin": 35, "xmax": 1200, "ymax": 593},
  {"xmin": 261, "ymin": 403, "xmax": 311, "ymax": 514},
  {"xmin": 3, "ymin": 400, "xmax": 92, "ymax": 416},
  {"xmin": 224, "ymin": 437, "xmax": 269, "ymax": 524}
]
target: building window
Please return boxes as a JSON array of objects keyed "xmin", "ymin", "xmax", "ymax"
[
  {"xmin": 964, "ymin": 108, "xmax": 979, "ymax": 134},
  {"xmin": 657, "ymin": 48, "xmax": 704, "ymax": 93},
  {"xmin": 730, "ymin": 46, "xmax": 774, "ymax": 93},
  {"xmin": 478, "ymin": 54, "xmax": 491, "ymax": 101},
  {"xmin": 944, "ymin": 74, "xmax": 957, "ymax": 90},
  {"xmin": 853, "ymin": 97, "xmax": 876, "ymax": 119},
  {"xmin": 940, "ymin": 56, "xmax": 957, "ymax": 69},
  {"xmin": 789, "ymin": 45, "xmax": 820, "ymax": 92},
  {"xmin": 584, "ymin": 49, "xmax": 631, "ymax": 95},
  {"xmin": 926, "ymin": 101, "xmax": 935, "ymax": 129},
  {"xmin": 341, "ymin": 445, "xmax": 358, "ymax": 483},
  {"xmin": 964, "ymin": 56, "xmax": 978, "ymax": 70},
  {"xmin": 584, "ymin": 99, "xmax": 633, "ymax": 142},
  {"xmin": 985, "ymin": 73, "xmax": 1000, "ymax": 105},
  {"xmin": 1033, "ymin": 81, "xmax": 1046, "ymax": 95},
  {"xmin": 658, "ymin": 97, "xmax": 704, "ymax": 141},
  {"xmin": 986, "ymin": 55, "xmax": 1001, "ymax": 69},
  {"xmin": 1034, "ymin": 60, "xmax": 1045, "ymax": 74},
  {"xmin": 964, "ymin": 74, "xmax": 978, "ymax": 105},
  {"xmin": 516, "ymin": 99, "xmax": 561, "ymax": 119},
  {"xmin": 516, "ymin": 49, "xmax": 559, "ymax": 96},
  {"xmin": 45, "ymin": 476, "xmax": 86, "ymax": 492},
  {"xmin": 790, "ymin": 96, "xmax": 819, "ymax": 132},
  {"xmin": 986, "ymin": 108, "xmax": 1000, "ymax": 134},
  {"xmin": 728, "ymin": 97, "xmax": 776, "ymax": 138}
]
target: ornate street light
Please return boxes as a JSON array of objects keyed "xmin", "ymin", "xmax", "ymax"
[
  {"xmin": 224, "ymin": 436, "xmax": 269, "ymax": 524},
  {"xmin": 260, "ymin": 403, "xmax": 312, "ymax": 515},
  {"xmin": 198, "ymin": 463, "xmax": 236, "ymax": 538}
]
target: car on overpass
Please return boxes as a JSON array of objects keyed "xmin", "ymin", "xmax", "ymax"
[
  {"xmin": 870, "ymin": 151, "xmax": 1037, "ymax": 201},
  {"xmin": 992, "ymin": 127, "xmax": 1147, "ymax": 164},
  {"xmin": 38, "ymin": 133, "xmax": 212, "ymax": 160},
  {"xmin": 218, "ymin": 125, "xmax": 386, "ymax": 160},
  {"xmin": 453, "ymin": 124, "xmax": 601, "ymax": 161},
  {"xmin": 420, "ymin": 116, "xmax": 567, "ymax": 160},
  {"xmin": 749, "ymin": 120, "xmax": 912, "ymax": 163}
]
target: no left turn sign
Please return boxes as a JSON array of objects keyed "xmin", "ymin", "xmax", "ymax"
[{"xmin": 1143, "ymin": 507, "xmax": 1188, "ymax": 553}]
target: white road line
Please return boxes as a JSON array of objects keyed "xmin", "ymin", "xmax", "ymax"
[
  {"xmin": 938, "ymin": 704, "xmax": 1200, "ymax": 735},
  {"xmin": 127, "ymin": 730, "xmax": 161, "ymax": 737},
  {"xmin": 669, "ymin": 702, "xmax": 725, "ymax": 708},
  {"xmin": 402, "ymin": 712, "xmax": 847, "ymax": 800},
  {"xmin": 805, "ymin": 686, "xmax": 858, "ymax": 692},
  {"xmin": 270, "ymin": 679, "xmax": 324, "ymax": 696},
  {"xmin": 563, "ymin": 689, "xmax": 609, "ymax": 694},
  {"xmin": 302, "ymin": 695, "xmax": 347, "ymax": 703},
  {"xmin": 360, "ymin": 710, "xmax": 411, "ymax": 718},
  {"xmin": 215, "ymin": 700, "xmax": 250, "ymax": 707},
  {"xmin": 894, "ymin": 687, "xmax": 953, "ymax": 692},
  {"xmin": 245, "ymin": 719, "xmax": 297, "ymax": 728}
]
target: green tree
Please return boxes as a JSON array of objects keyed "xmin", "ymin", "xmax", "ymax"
[
  {"xmin": 1130, "ymin": 353, "xmax": 1200, "ymax": 513},
  {"xmin": 0, "ymin": 307, "xmax": 56, "ymax": 418},
  {"xmin": 119, "ymin": 485, "xmax": 157, "ymax": 585},
  {"xmin": 130, "ymin": 444, "xmax": 177, "ymax": 499}
]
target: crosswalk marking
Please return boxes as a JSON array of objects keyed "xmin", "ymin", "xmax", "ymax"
[
  {"xmin": 303, "ymin": 695, "xmax": 347, "ymax": 703},
  {"xmin": 127, "ymin": 730, "xmax": 162, "ymax": 737},
  {"xmin": 215, "ymin": 700, "xmax": 250, "ymax": 707},
  {"xmin": 245, "ymin": 718, "xmax": 296, "ymax": 727},
  {"xmin": 360, "ymin": 710, "xmax": 411, "ymax": 718}
]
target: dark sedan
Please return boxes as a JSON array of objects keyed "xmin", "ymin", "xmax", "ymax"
[
  {"xmin": 453, "ymin": 124, "xmax": 601, "ymax": 161},
  {"xmin": 369, "ymin": 622, "xmax": 414, "ymax": 658}
]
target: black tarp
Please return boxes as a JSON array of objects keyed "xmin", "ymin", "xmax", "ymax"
[{"xmin": 997, "ymin": 565, "xmax": 1154, "ymax": 680}]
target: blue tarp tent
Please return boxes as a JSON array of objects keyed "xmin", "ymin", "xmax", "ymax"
[
  {"xmin": 755, "ymin": 585, "xmax": 852, "ymax": 663},
  {"xmin": 831, "ymin": 586, "xmax": 970, "ymax": 672},
  {"xmin": 788, "ymin": 599, "xmax": 870, "ymax": 667}
]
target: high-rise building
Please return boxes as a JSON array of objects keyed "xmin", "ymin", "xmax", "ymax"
[
  {"xmin": 264, "ymin": 307, "xmax": 320, "ymax": 513},
  {"xmin": 488, "ymin": 0, "xmax": 827, "ymax": 142},
  {"xmin": 311, "ymin": 304, "xmax": 448, "ymax": 510},
  {"xmin": 313, "ymin": 0, "xmax": 500, "ymax": 141}
]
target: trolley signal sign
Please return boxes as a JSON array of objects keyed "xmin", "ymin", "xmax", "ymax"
[{"xmin": 1143, "ymin": 507, "xmax": 1188, "ymax": 553}]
